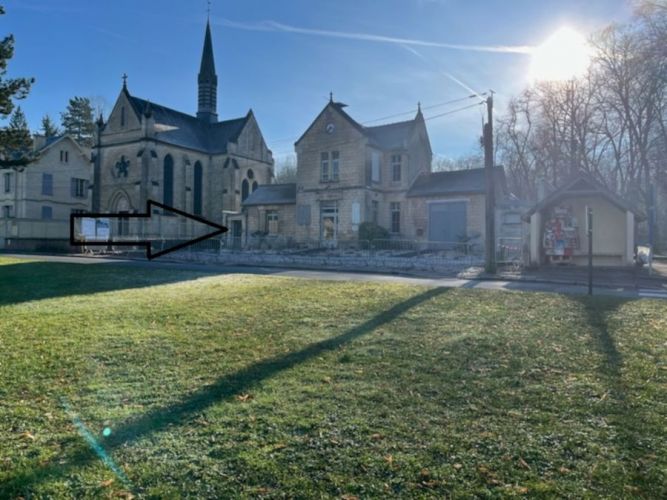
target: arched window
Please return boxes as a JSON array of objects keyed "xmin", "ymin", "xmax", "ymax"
[
  {"xmin": 193, "ymin": 161, "xmax": 203, "ymax": 215},
  {"xmin": 247, "ymin": 169, "xmax": 254, "ymax": 179},
  {"xmin": 252, "ymin": 181, "xmax": 258, "ymax": 192},
  {"xmin": 241, "ymin": 179, "xmax": 249, "ymax": 201},
  {"xmin": 163, "ymin": 155, "xmax": 174, "ymax": 208}
]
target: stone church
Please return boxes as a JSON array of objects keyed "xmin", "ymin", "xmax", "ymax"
[{"xmin": 92, "ymin": 21, "xmax": 273, "ymax": 236}]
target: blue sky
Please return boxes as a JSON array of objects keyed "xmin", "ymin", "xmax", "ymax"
[{"xmin": 3, "ymin": 0, "xmax": 631, "ymax": 161}]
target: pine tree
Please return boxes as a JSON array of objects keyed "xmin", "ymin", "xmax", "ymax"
[
  {"xmin": 0, "ymin": 4, "xmax": 35, "ymax": 167},
  {"xmin": 61, "ymin": 97, "xmax": 94, "ymax": 147},
  {"xmin": 41, "ymin": 114, "xmax": 59, "ymax": 137}
]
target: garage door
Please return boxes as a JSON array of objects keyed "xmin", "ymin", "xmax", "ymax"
[{"xmin": 428, "ymin": 201, "xmax": 467, "ymax": 243}]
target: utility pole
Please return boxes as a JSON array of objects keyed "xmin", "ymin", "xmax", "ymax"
[
  {"xmin": 484, "ymin": 92, "xmax": 496, "ymax": 274},
  {"xmin": 587, "ymin": 206, "xmax": 593, "ymax": 295}
]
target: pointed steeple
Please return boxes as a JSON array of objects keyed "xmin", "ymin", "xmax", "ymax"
[{"xmin": 197, "ymin": 20, "xmax": 218, "ymax": 123}]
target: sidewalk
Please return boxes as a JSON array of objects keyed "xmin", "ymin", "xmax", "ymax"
[{"xmin": 459, "ymin": 262, "xmax": 667, "ymax": 290}]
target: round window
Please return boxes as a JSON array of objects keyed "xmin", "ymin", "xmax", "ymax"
[{"xmin": 246, "ymin": 169, "xmax": 254, "ymax": 180}]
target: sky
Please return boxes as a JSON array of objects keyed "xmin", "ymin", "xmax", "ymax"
[{"xmin": 3, "ymin": 0, "xmax": 633, "ymax": 163}]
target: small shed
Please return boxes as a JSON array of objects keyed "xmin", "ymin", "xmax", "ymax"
[{"xmin": 523, "ymin": 174, "xmax": 643, "ymax": 267}]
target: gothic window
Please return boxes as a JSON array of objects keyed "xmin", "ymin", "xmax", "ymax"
[
  {"xmin": 194, "ymin": 161, "xmax": 203, "ymax": 215},
  {"xmin": 163, "ymin": 155, "xmax": 174, "ymax": 207},
  {"xmin": 252, "ymin": 181, "xmax": 258, "ymax": 192},
  {"xmin": 241, "ymin": 179, "xmax": 249, "ymax": 201}
]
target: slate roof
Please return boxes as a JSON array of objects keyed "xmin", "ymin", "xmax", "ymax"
[
  {"xmin": 295, "ymin": 101, "xmax": 422, "ymax": 151},
  {"xmin": 127, "ymin": 94, "xmax": 249, "ymax": 154},
  {"xmin": 407, "ymin": 167, "xmax": 507, "ymax": 197},
  {"xmin": 242, "ymin": 183, "xmax": 297, "ymax": 206},
  {"xmin": 199, "ymin": 21, "xmax": 216, "ymax": 77},
  {"xmin": 522, "ymin": 173, "xmax": 644, "ymax": 220},
  {"xmin": 365, "ymin": 120, "xmax": 415, "ymax": 149}
]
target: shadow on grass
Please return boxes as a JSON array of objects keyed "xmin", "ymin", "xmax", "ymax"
[
  {"xmin": 1, "ymin": 286, "xmax": 450, "ymax": 495},
  {"xmin": 0, "ymin": 261, "xmax": 215, "ymax": 307},
  {"xmin": 570, "ymin": 295, "xmax": 657, "ymax": 492}
]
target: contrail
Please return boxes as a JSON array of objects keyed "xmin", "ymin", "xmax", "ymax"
[
  {"xmin": 400, "ymin": 44, "xmax": 485, "ymax": 100},
  {"xmin": 217, "ymin": 18, "xmax": 534, "ymax": 55}
]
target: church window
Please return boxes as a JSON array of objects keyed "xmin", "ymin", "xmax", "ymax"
[
  {"xmin": 194, "ymin": 161, "xmax": 203, "ymax": 215},
  {"xmin": 163, "ymin": 155, "xmax": 174, "ymax": 208},
  {"xmin": 252, "ymin": 181, "xmax": 258, "ymax": 192},
  {"xmin": 241, "ymin": 179, "xmax": 249, "ymax": 201},
  {"xmin": 115, "ymin": 156, "xmax": 130, "ymax": 178}
]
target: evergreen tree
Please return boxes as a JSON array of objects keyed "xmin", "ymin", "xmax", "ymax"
[
  {"xmin": 41, "ymin": 114, "xmax": 59, "ymax": 137},
  {"xmin": 0, "ymin": 4, "xmax": 35, "ymax": 167},
  {"xmin": 61, "ymin": 96, "xmax": 94, "ymax": 147}
]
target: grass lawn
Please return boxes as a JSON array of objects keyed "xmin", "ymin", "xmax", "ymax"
[{"xmin": 1, "ymin": 256, "xmax": 666, "ymax": 498}]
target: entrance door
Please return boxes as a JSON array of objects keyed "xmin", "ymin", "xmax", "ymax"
[
  {"xmin": 428, "ymin": 201, "xmax": 467, "ymax": 245},
  {"xmin": 320, "ymin": 202, "xmax": 338, "ymax": 247},
  {"xmin": 232, "ymin": 220, "xmax": 242, "ymax": 249}
]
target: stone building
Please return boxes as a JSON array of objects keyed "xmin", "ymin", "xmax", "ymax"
[
  {"xmin": 243, "ymin": 97, "xmax": 505, "ymax": 247},
  {"xmin": 93, "ymin": 21, "xmax": 273, "ymax": 237},
  {"xmin": 0, "ymin": 134, "xmax": 91, "ymax": 251},
  {"xmin": 0, "ymin": 134, "xmax": 91, "ymax": 220}
]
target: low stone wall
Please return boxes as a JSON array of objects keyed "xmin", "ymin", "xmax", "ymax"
[{"xmin": 171, "ymin": 249, "xmax": 482, "ymax": 275}]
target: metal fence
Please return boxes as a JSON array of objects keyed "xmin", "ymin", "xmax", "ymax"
[{"xmin": 169, "ymin": 234, "xmax": 485, "ymax": 266}]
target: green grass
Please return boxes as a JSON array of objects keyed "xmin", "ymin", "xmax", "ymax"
[{"xmin": 0, "ymin": 256, "xmax": 665, "ymax": 498}]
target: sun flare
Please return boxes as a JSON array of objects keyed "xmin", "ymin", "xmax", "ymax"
[{"xmin": 529, "ymin": 27, "xmax": 592, "ymax": 82}]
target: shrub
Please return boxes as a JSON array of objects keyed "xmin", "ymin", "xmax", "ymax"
[{"xmin": 358, "ymin": 222, "xmax": 390, "ymax": 241}]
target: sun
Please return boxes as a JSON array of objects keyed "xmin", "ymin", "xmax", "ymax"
[{"xmin": 529, "ymin": 27, "xmax": 592, "ymax": 82}]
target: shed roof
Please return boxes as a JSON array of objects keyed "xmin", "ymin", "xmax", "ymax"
[
  {"xmin": 522, "ymin": 173, "xmax": 644, "ymax": 221},
  {"xmin": 242, "ymin": 183, "xmax": 297, "ymax": 206}
]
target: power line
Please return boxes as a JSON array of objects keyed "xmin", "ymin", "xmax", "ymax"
[
  {"xmin": 362, "ymin": 93, "xmax": 482, "ymax": 124},
  {"xmin": 268, "ymin": 93, "xmax": 482, "ymax": 145},
  {"xmin": 272, "ymin": 98, "xmax": 485, "ymax": 156},
  {"xmin": 424, "ymin": 101, "xmax": 484, "ymax": 121}
]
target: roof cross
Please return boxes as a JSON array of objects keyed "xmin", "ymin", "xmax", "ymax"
[{"xmin": 122, "ymin": 73, "xmax": 128, "ymax": 89}]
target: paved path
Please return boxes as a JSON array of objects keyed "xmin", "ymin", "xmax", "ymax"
[{"xmin": 4, "ymin": 252, "xmax": 663, "ymax": 300}]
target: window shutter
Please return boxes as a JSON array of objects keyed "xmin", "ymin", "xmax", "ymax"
[
  {"xmin": 351, "ymin": 202, "xmax": 360, "ymax": 224},
  {"xmin": 297, "ymin": 205, "xmax": 311, "ymax": 226}
]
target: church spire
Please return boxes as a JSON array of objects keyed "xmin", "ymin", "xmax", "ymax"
[{"xmin": 197, "ymin": 20, "xmax": 218, "ymax": 123}]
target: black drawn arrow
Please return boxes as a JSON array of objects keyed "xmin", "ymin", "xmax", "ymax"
[{"xmin": 69, "ymin": 200, "xmax": 228, "ymax": 260}]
